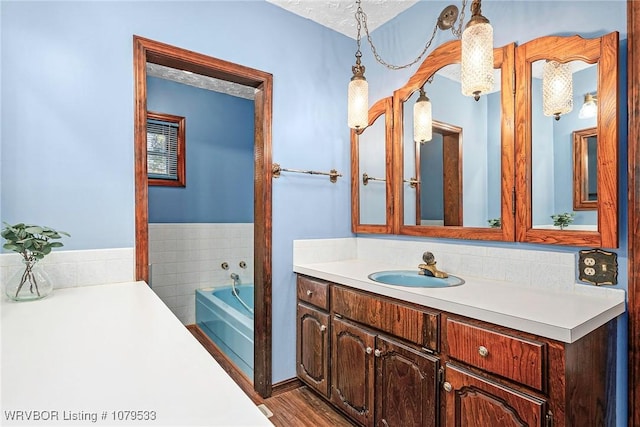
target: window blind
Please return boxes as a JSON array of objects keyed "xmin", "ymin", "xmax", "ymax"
[{"xmin": 147, "ymin": 119, "xmax": 179, "ymax": 180}]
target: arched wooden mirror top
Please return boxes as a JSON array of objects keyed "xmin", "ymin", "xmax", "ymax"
[{"xmin": 393, "ymin": 40, "xmax": 515, "ymax": 241}]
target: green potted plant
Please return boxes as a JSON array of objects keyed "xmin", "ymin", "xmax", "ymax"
[
  {"xmin": 551, "ymin": 212, "xmax": 575, "ymax": 230},
  {"xmin": 1, "ymin": 222, "xmax": 69, "ymax": 301},
  {"xmin": 487, "ymin": 218, "xmax": 501, "ymax": 228}
]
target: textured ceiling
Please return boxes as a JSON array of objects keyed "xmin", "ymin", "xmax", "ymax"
[
  {"xmin": 146, "ymin": 63, "xmax": 256, "ymax": 100},
  {"xmin": 266, "ymin": 0, "xmax": 419, "ymax": 39}
]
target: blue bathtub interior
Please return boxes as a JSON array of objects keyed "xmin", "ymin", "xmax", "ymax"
[{"xmin": 196, "ymin": 285, "xmax": 254, "ymax": 379}]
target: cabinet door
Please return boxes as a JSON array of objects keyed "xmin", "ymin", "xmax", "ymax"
[
  {"xmin": 331, "ymin": 316, "xmax": 376, "ymax": 427},
  {"xmin": 445, "ymin": 364, "xmax": 547, "ymax": 427},
  {"xmin": 375, "ymin": 336, "xmax": 440, "ymax": 427},
  {"xmin": 296, "ymin": 303, "xmax": 330, "ymax": 397}
]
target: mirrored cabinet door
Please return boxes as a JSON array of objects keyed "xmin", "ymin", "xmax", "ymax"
[
  {"xmin": 515, "ymin": 33, "xmax": 619, "ymax": 248},
  {"xmin": 351, "ymin": 97, "xmax": 393, "ymax": 233},
  {"xmin": 393, "ymin": 41, "xmax": 515, "ymax": 241}
]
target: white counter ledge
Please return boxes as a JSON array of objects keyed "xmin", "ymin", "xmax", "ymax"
[
  {"xmin": 1, "ymin": 281, "xmax": 272, "ymax": 426},
  {"xmin": 294, "ymin": 259, "xmax": 626, "ymax": 343}
]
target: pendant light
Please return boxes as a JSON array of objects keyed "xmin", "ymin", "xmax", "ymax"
[
  {"xmin": 542, "ymin": 60, "xmax": 573, "ymax": 120},
  {"xmin": 348, "ymin": 2, "xmax": 368, "ymax": 130},
  {"xmin": 414, "ymin": 87, "xmax": 432, "ymax": 143},
  {"xmin": 348, "ymin": 53, "xmax": 368, "ymax": 130},
  {"xmin": 347, "ymin": 0, "xmax": 461, "ymax": 130},
  {"xmin": 461, "ymin": 0, "xmax": 494, "ymax": 101}
]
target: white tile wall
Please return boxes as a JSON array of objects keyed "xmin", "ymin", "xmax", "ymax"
[
  {"xmin": 0, "ymin": 248, "xmax": 135, "ymax": 291},
  {"xmin": 148, "ymin": 223, "xmax": 254, "ymax": 325},
  {"xmin": 294, "ymin": 237, "xmax": 578, "ymax": 292}
]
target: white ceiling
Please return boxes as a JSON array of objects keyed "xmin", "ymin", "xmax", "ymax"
[{"xmin": 266, "ymin": 0, "xmax": 419, "ymax": 39}]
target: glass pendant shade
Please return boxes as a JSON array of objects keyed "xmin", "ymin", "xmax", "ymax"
[
  {"xmin": 348, "ymin": 77, "xmax": 368, "ymax": 130},
  {"xmin": 578, "ymin": 93, "xmax": 597, "ymax": 119},
  {"xmin": 414, "ymin": 90, "xmax": 432, "ymax": 143},
  {"xmin": 543, "ymin": 60, "xmax": 573, "ymax": 120},
  {"xmin": 461, "ymin": 22, "xmax": 494, "ymax": 100}
]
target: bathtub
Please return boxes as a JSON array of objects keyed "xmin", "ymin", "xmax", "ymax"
[{"xmin": 196, "ymin": 285, "xmax": 254, "ymax": 379}]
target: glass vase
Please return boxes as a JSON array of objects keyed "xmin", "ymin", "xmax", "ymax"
[{"xmin": 5, "ymin": 258, "xmax": 53, "ymax": 301}]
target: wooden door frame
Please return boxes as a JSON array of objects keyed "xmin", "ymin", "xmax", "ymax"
[
  {"xmin": 628, "ymin": 2, "xmax": 640, "ymax": 425},
  {"xmin": 133, "ymin": 36, "xmax": 273, "ymax": 397}
]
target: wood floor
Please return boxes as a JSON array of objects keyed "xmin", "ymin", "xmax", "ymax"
[{"xmin": 188, "ymin": 325, "xmax": 356, "ymax": 427}]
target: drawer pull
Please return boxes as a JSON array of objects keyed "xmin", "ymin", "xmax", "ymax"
[
  {"xmin": 306, "ymin": 290, "xmax": 313, "ymax": 296},
  {"xmin": 374, "ymin": 349, "xmax": 382, "ymax": 357},
  {"xmin": 478, "ymin": 346, "xmax": 489, "ymax": 357},
  {"xmin": 443, "ymin": 382, "xmax": 452, "ymax": 392},
  {"xmin": 365, "ymin": 346, "xmax": 373, "ymax": 354},
  {"xmin": 320, "ymin": 325, "xmax": 327, "ymax": 332}
]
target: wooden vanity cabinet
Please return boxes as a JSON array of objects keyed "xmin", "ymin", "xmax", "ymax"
[
  {"xmin": 296, "ymin": 276, "xmax": 330, "ymax": 397},
  {"xmin": 330, "ymin": 316, "xmax": 440, "ymax": 427},
  {"xmin": 295, "ymin": 275, "xmax": 616, "ymax": 427},
  {"xmin": 444, "ymin": 363, "xmax": 548, "ymax": 427},
  {"xmin": 442, "ymin": 315, "xmax": 615, "ymax": 427}
]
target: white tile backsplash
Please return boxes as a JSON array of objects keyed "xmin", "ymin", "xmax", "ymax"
[
  {"xmin": 149, "ymin": 223, "xmax": 254, "ymax": 325},
  {"xmin": 0, "ymin": 248, "xmax": 135, "ymax": 291},
  {"xmin": 295, "ymin": 237, "xmax": 579, "ymax": 292}
]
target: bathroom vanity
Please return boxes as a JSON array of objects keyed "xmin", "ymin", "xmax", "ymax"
[{"xmin": 294, "ymin": 256, "xmax": 624, "ymax": 427}]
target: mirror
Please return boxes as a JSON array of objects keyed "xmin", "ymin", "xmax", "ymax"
[
  {"xmin": 515, "ymin": 33, "xmax": 618, "ymax": 247},
  {"xmin": 351, "ymin": 97, "xmax": 393, "ymax": 233},
  {"xmin": 393, "ymin": 40, "xmax": 515, "ymax": 241},
  {"xmin": 411, "ymin": 120, "xmax": 463, "ymax": 227},
  {"xmin": 573, "ymin": 127, "xmax": 598, "ymax": 211},
  {"xmin": 530, "ymin": 59, "xmax": 598, "ymax": 231}
]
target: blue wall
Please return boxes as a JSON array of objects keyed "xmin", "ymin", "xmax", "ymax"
[{"xmin": 146, "ymin": 76, "xmax": 254, "ymax": 223}]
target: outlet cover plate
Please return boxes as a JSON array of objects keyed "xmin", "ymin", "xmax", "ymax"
[{"xmin": 578, "ymin": 248, "xmax": 618, "ymax": 285}]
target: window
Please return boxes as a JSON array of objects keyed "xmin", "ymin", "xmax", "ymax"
[{"xmin": 147, "ymin": 111, "xmax": 185, "ymax": 187}]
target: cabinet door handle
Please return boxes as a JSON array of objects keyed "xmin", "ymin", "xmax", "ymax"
[
  {"xmin": 320, "ymin": 325, "xmax": 327, "ymax": 332},
  {"xmin": 306, "ymin": 290, "xmax": 313, "ymax": 296},
  {"xmin": 366, "ymin": 346, "xmax": 373, "ymax": 354},
  {"xmin": 374, "ymin": 349, "xmax": 382, "ymax": 357},
  {"xmin": 478, "ymin": 346, "xmax": 489, "ymax": 357},
  {"xmin": 443, "ymin": 382, "xmax": 452, "ymax": 392}
]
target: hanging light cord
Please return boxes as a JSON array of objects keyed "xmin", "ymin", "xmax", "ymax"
[{"xmin": 355, "ymin": 0, "xmax": 467, "ymax": 71}]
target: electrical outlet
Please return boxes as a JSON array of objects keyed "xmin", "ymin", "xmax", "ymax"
[{"xmin": 578, "ymin": 248, "xmax": 617, "ymax": 285}]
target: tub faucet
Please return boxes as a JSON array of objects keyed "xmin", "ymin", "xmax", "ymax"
[
  {"xmin": 418, "ymin": 251, "xmax": 448, "ymax": 278},
  {"xmin": 230, "ymin": 273, "xmax": 240, "ymax": 285}
]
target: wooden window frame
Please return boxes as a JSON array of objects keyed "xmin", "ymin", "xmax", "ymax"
[{"xmin": 147, "ymin": 111, "xmax": 186, "ymax": 187}]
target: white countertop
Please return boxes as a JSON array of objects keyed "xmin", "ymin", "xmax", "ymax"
[
  {"xmin": 0, "ymin": 281, "xmax": 272, "ymax": 426},
  {"xmin": 294, "ymin": 259, "xmax": 626, "ymax": 343}
]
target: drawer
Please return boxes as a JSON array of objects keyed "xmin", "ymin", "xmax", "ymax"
[
  {"xmin": 297, "ymin": 275, "xmax": 329, "ymax": 310},
  {"xmin": 446, "ymin": 318, "xmax": 546, "ymax": 391},
  {"xmin": 331, "ymin": 285, "xmax": 439, "ymax": 351}
]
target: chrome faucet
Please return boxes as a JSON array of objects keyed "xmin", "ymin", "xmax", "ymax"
[
  {"xmin": 418, "ymin": 252, "xmax": 448, "ymax": 278},
  {"xmin": 230, "ymin": 273, "xmax": 240, "ymax": 285}
]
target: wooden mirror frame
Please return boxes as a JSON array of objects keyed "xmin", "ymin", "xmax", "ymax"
[
  {"xmin": 515, "ymin": 33, "xmax": 619, "ymax": 248},
  {"xmin": 573, "ymin": 127, "xmax": 598, "ymax": 211},
  {"xmin": 393, "ymin": 40, "xmax": 516, "ymax": 241},
  {"xmin": 351, "ymin": 97, "xmax": 393, "ymax": 233}
]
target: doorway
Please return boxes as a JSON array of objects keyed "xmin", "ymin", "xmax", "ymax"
[{"xmin": 132, "ymin": 36, "xmax": 273, "ymax": 397}]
